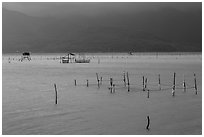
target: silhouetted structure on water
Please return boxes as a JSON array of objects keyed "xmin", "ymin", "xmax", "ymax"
[{"xmin": 20, "ymin": 52, "xmax": 31, "ymax": 61}]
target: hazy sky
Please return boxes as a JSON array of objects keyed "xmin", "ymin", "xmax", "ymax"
[{"xmin": 3, "ymin": 2, "xmax": 202, "ymax": 17}]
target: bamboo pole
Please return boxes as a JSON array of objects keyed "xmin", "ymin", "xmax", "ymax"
[
  {"xmin": 127, "ymin": 72, "xmax": 130, "ymax": 92},
  {"xmin": 8, "ymin": 57, "xmax": 11, "ymax": 63},
  {"xmin": 194, "ymin": 73, "xmax": 197, "ymax": 95},
  {"xmin": 74, "ymin": 79, "xmax": 77, "ymax": 86},
  {"xmin": 113, "ymin": 84, "xmax": 115, "ymax": 93},
  {"xmin": 172, "ymin": 72, "xmax": 176, "ymax": 97},
  {"xmin": 86, "ymin": 79, "xmax": 89, "ymax": 87},
  {"xmin": 110, "ymin": 78, "xmax": 113, "ymax": 93},
  {"xmin": 158, "ymin": 74, "xmax": 161, "ymax": 91},
  {"xmin": 100, "ymin": 77, "xmax": 103, "ymax": 85},
  {"xmin": 145, "ymin": 78, "xmax": 148, "ymax": 91},
  {"xmin": 54, "ymin": 83, "xmax": 58, "ymax": 104},
  {"xmin": 183, "ymin": 74, "xmax": 186, "ymax": 92},
  {"xmin": 123, "ymin": 71, "xmax": 126, "ymax": 87},
  {"xmin": 147, "ymin": 90, "xmax": 150, "ymax": 98},
  {"xmin": 96, "ymin": 73, "xmax": 100, "ymax": 88},
  {"xmin": 143, "ymin": 76, "xmax": 145, "ymax": 91},
  {"xmin": 146, "ymin": 116, "xmax": 150, "ymax": 130}
]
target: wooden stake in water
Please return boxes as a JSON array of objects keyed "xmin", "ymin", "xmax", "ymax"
[
  {"xmin": 145, "ymin": 78, "xmax": 148, "ymax": 91},
  {"xmin": 172, "ymin": 72, "xmax": 176, "ymax": 97},
  {"xmin": 54, "ymin": 83, "xmax": 58, "ymax": 104},
  {"xmin": 123, "ymin": 71, "xmax": 126, "ymax": 87},
  {"xmin": 147, "ymin": 90, "xmax": 150, "ymax": 98},
  {"xmin": 74, "ymin": 79, "xmax": 77, "ymax": 86},
  {"xmin": 143, "ymin": 76, "xmax": 145, "ymax": 91},
  {"xmin": 110, "ymin": 78, "xmax": 113, "ymax": 93},
  {"xmin": 113, "ymin": 84, "xmax": 115, "ymax": 93},
  {"xmin": 96, "ymin": 73, "xmax": 100, "ymax": 88},
  {"xmin": 194, "ymin": 73, "xmax": 197, "ymax": 95},
  {"xmin": 127, "ymin": 72, "xmax": 130, "ymax": 92},
  {"xmin": 146, "ymin": 116, "xmax": 150, "ymax": 130},
  {"xmin": 183, "ymin": 74, "xmax": 186, "ymax": 92},
  {"xmin": 96, "ymin": 73, "xmax": 99, "ymax": 82},
  {"xmin": 100, "ymin": 77, "xmax": 103, "ymax": 85},
  {"xmin": 158, "ymin": 74, "xmax": 161, "ymax": 91},
  {"xmin": 86, "ymin": 79, "xmax": 89, "ymax": 87}
]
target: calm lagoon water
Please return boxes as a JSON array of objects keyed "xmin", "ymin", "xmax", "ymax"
[{"xmin": 2, "ymin": 52, "xmax": 202, "ymax": 135}]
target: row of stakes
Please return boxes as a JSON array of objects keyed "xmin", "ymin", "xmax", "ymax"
[
  {"xmin": 73, "ymin": 72, "xmax": 198, "ymax": 96},
  {"xmin": 53, "ymin": 72, "xmax": 198, "ymax": 131}
]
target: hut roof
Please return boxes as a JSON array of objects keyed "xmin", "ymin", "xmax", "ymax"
[
  {"xmin": 68, "ymin": 53, "xmax": 75, "ymax": 56},
  {"xmin": 22, "ymin": 52, "xmax": 30, "ymax": 56}
]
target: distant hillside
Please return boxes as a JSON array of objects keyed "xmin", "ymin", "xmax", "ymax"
[{"xmin": 2, "ymin": 8, "xmax": 202, "ymax": 53}]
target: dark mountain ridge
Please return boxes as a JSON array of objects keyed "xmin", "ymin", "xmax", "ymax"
[{"xmin": 2, "ymin": 7, "xmax": 202, "ymax": 53}]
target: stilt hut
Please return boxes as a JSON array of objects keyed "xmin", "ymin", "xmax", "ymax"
[
  {"xmin": 61, "ymin": 53, "xmax": 76, "ymax": 63},
  {"xmin": 61, "ymin": 53, "xmax": 90, "ymax": 63},
  {"xmin": 21, "ymin": 52, "xmax": 31, "ymax": 61}
]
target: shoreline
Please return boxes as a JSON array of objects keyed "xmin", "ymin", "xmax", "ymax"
[{"xmin": 2, "ymin": 52, "xmax": 202, "ymax": 56}]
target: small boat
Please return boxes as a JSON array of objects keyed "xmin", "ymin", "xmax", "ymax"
[
  {"xmin": 75, "ymin": 53, "xmax": 90, "ymax": 63},
  {"xmin": 75, "ymin": 58, "xmax": 90, "ymax": 63}
]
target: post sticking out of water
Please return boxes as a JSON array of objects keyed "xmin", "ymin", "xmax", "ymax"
[
  {"xmin": 74, "ymin": 79, "xmax": 77, "ymax": 86},
  {"xmin": 123, "ymin": 71, "xmax": 126, "ymax": 87},
  {"xmin": 86, "ymin": 79, "xmax": 89, "ymax": 87},
  {"xmin": 8, "ymin": 57, "xmax": 11, "ymax": 63},
  {"xmin": 143, "ymin": 76, "xmax": 145, "ymax": 91},
  {"xmin": 146, "ymin": 116, "xmax": 150, "ymax": 130},
  {"xmin": 172, "ymin": 72, "xmax": 176, "ymax": 97},
  {"xmin": 145, "ymin": 78, "xmax": 147, "ymax": 91},
  {"xmin": 127, "ymin": 72, "xmax": 130, "ymax": 92},
  {"xmin": 147, "ymin": 90, "xmax": 150, "ymax": 98},
  {"xmin": 158, "ymin": 74, "xmax": 161, "ymax": 91},
  {"xmin": 183, "ymin": 74, "xmax": 186, "ymax": 92},
  {"xmin": 96, "ymin": 73, "xmax": 100, "ymax": 88},
  {"xmin": 113, "ymin": 84, "xmax": 115, "ymax": 93},
  {"xmin": 194, "ymin": 73, "xmax": 197, "ymax": 95},
  {"xmin": 110, "ymin": 78, "xmax": 113, "ymax": 93},
  {"xmin": 100, "ymin": 77, "xmax": 103, "ymax": 85},
  {"xmin": 54, "ymin": 83, "xmax": 58, "ymax": 104}
]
